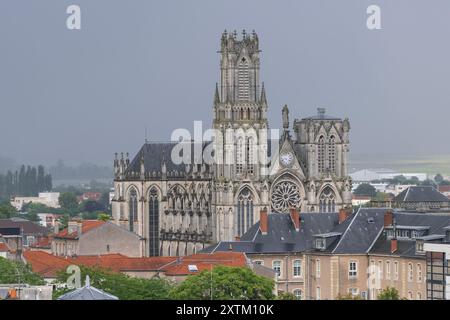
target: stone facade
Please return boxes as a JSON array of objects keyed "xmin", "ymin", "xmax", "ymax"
[
  {"xmin": 111, "ymin": 31, "xmax": 352, "ymax": 257},
  {"xmin": 52, "ymin": 221, "xmax": 144, "ymax": 257}
]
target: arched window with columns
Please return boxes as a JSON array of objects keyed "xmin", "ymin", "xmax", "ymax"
[
  {"xmin": 319, "ymin": 186, "xmax": 336, "ymax": 213},
  {"xmin": 318, "ymin": 136, "xmax": 326, "ymax": 174},
  {"xmin": 236, "ymin": 136, "xmax": 244, "ymax": 175},
  {"xmin": 148, "ymin": 188, "xmax": 159, "ymax": 256},
  {"xmin": 236, "ymin": 188, "xmax": 254, "ymax": 236},
  {"xmin": 128, "ymin": 188, "xmax": 138, "ymax": 232},
  {"xmin": 328, "ymin": 135, "xmax": 336, "ymax": 174}
]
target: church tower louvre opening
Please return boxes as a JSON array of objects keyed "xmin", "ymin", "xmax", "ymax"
[{"xmin": 111, "ymin": 31, "xmax": 353, "ymax": 257}]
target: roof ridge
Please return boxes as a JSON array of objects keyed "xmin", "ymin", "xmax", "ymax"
[{"xmin": 332, "ymin": 207, "xmax": 360, "ymax": 254}]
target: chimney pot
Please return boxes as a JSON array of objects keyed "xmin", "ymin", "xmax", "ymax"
[
  {"xmin": 338, "ymin": 208, "xmax": 351, "ymax": 224},
  {"xmin": 391, "ymin": 238, "xmax": 398, "ymax": 254},
  {"xmin": 289, "ymin": 208, "xmax": 300, "ymax": 232},
  {"xmin": 260, "ymin": 208, "xmax": 268, "ymax": 235},
  {"xmin": 384, "ymin": 210, "xmax": 394, "ymax": 227}
]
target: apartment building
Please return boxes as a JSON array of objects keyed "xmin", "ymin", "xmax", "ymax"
[{"xmin": 206, "ymin": 208, "xmax": 450, "ymax": 300}]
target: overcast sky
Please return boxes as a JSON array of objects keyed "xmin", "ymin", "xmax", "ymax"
[{"xmin": 0, "ymin": 0, "xmax": 449, "ymax": 166}]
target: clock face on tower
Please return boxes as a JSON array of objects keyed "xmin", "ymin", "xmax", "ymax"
[{"xmin": 280, "ymin": 152, "xmax": 294, "ymax": 167}]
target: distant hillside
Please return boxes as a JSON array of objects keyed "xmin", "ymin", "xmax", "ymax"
[
  {"xmin": 49, "ymin": 160, "xmax": 112, "ymax": 180},
  {"xmin": 350, "ymin": 154, "xmax": 450, "ymax": 176}
]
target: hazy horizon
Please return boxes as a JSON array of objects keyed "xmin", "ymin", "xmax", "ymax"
[{"xmin": 1, "ymin": 1, "xmax": 450, "ymax": 167}]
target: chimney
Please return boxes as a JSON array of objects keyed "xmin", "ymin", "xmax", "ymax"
[
  {"xmin": 260, "ymin": 208, "xmax": 268, "ymax": 235},
  {"xmin": 339, "ymin": 208, "xmax": 350, "ymax": 224},
  {"xmin": 289, "ymin": 208, "xmax": 300, "ymax": 232},
  {"xmin": 391, "ymin": 238, "xmax": 398, "ymax": 254},
  {"xmin": 384, "ymin": 209, "xmax": 393, "ymax": 227},
  {"xmin": 234, "ymin": 236, "xmax": 240, "ymax": 241}
]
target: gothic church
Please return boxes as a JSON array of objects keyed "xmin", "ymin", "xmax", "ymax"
[{"xmin": 111, "ymin": 31, "xmax": 353, "ymax": 257}]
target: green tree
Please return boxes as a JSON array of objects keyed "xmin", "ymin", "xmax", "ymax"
[
  {"xmin": 0, "ymin": 201, "xmax": 17, "ymax": 219},
  {"xmin": 37, "ymin": 165, "xmax": 46, "ymax": 192},
  {"xmin": 277, "ymin": 291, "xmax": 297, "ymax": 300},
  {"xmin": 54, "ymin": 265, "xmax": 173, "ymax": 300},
  {"xmin": 0, "ymin": 257, "xmax": 44, "ymax": 285},
  {"xmin": 420, "ymin": 179, "xmax": 437, "ymax": 187},
  {"xmin": 170, "ymin": 266, "xmax": 275, "ymax": 300},
  {"xmin": 58, "ymin": 192, "xmax": 79, "ymax": 214},
  {"xmin": 354, "ymin": 183, "xmax": 377, "ymax": 198},
  {"xmin": 97, "ymin": 212, "xmax": 111, "ymax": 221},
  {"xmin": 377, "ymin": 287, "xmax": 400, "ymax": 300},
  {"xmin": 434, "ymin": 173, "xmax": 444, "ymax": 185},
  {"xmin": 336, "ymin": 293, "xmax": 362, "ymax": 300}
]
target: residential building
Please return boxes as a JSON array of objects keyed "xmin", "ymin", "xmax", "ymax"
[
  {"xmin": 52, "ymin": 220, "xmax": 144, "ymax": 257},
  {"xmin": 393, "ymin": 186, "xmax": 450, "ymax": 212},
  {"xmin": 424, "ymin": 242, "xmax": 450, "ymax": 300},
  {"xmin": 0, "ymin": 218, "xmax": 49, "ymax": 247},
  {"xmin": 438, "ymin": 185, "xmax": 450, "ymax": 198},
  {"xmin": 11, "ymin": 192, "xmax": 60, "ymax": 211},
  {"xmin": 205, "ymin": 208, "xmax": 450, "ymax": 300}
]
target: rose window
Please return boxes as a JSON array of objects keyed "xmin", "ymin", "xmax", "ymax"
[{"xmin": 271, "ymin": 181, "xmax": 301, "ymax": 213}]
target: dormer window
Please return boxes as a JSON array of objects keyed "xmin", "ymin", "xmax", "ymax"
[
  {"xmin": 315, "ymin": 238, "xmax": 326, "ymax": 250},
  {"xmin": 416, "ymin": 240, "xmax": 424, "ymax": 254}
]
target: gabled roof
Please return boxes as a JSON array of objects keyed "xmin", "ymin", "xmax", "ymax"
[
  {"xmin": 124, "ymin": 142, "xmax": 212, "ymax": 180},
  {"xmin": 23, "ymin": 250, "xmax": 72, "ymax": 278},
  {"xmin": 206, "ymin": 209, "xmax": 391, "ymax": 255},
  {"xmin": 58, "ymin": 276, "xmax": 118, "ymax": 300},
  {"xmin": 0, "ymin": 219, "xmax": 49, "ymax": 236},
  {"xmin": 332, "ymin": 208, "xmax": 386, "ymax": 254},
  {"xmin": 369, "ymin": 212, "xmax": 450, "ymax": 258},
  {"xmin": 68, "ymin": 254, "xmax": 177, "ymax": 272},
  {"xmin": 208, "ymin": 212, "xmax": 342, "ymax": 254},
  {"xmin": 394, "ymin": 186, "xmax": 449, "ymax": 203},
  {"xmin": 55, "ymin": 220, "xmax": 105, "ymax": 239}
]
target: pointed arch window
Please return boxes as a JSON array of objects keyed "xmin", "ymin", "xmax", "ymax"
[
  {"xmin": 247, "ymin": 137, "xmax": 255, "ymax": 175},
  {"xmin": 237, "ymin": 57, "xmax": 250, "ymax": 101},
  {"xmin": 129, "ymin": 188, "xmax": 138, "ymax": 232},
  {"xmin": 318, "ymin": 136, "xmax": 326, "ymax": 174},
  {"xmin": 328, "ymin": 135, "xmax": 336, "ymax": 174},
  {"xmin": 148, "ymin": 188, "xmax": 159, "ymax": 256},
  {"xmin": 236, "ymin": 136, "xmax": 244, "ymax": 175},
  {"xmin": 236, "ymin": 188, "xmax": 254, "ymax": 236},
  {"xmin": 319, "ymin": 186, "xmax": 336, "ymax": 213}
]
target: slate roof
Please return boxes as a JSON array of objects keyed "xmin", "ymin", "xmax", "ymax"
[
  {"xmin": 123, "ymin": 140, "xmax": 276, "ymax": 181},
  {"xmin": 332, "ymin": 208, "xmax": 386, "ymax": 254},
  {"xmin": 0, "ymin": 219, "xmax": 49, "ymax": 236},
  {"xmin": 369, "ymin": 212, "xmax": 450, "ymax": 258},
  {"xmin": 124, "ymin": 142, "xmax": 212, "ymax": 178},
  {"xmin": 394, "ymin": 186, "xmax": 450, "ymax": 203},
  {"xmin": 206, "ymin": 208, "xmax": 391, "ymax": 255},
  {"xmin": 207, "ymin": 212, "xmax": 343, "ymax": 254},
  {"xmin": 58, "ymin": 276, "xmax": 118, "ymax": 300}
]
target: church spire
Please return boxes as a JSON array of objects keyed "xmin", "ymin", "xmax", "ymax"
[
  {"xmin": 260, "ymin": 82, "xmax": 267, "ymax": 106},
  {"xmin": 214, "ymin": 82, "xmax": 220, "ymax": 105}
]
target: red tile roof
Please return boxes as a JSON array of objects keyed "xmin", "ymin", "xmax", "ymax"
[
  {"xmin": 67, "ymin": 254, "xmax": 177, "ymax": 272},
  {"xmin": 23, "ymin": 250, "xmax": 248, "ymax": 278},
  {"xmin": 29, "ymin": 236, "xmax": 52, "ymax": 249},
  {"xmin": 0, "ymin": 242, "xmax": 10, "ymax": 252},
  {"xmin": 55, "ymin": 220, "xmax": 105, "ymax": 239},
  {"xmin": 162, "ymin": 252, "xmax": 248, "ymax": 276},
  {"xmin": 438, "ymin": 185, "xmax": 450, "ymax": 193},
  {"xmin": 23, "ymin": 250, "xmax": 72, "ymax": 278}
]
